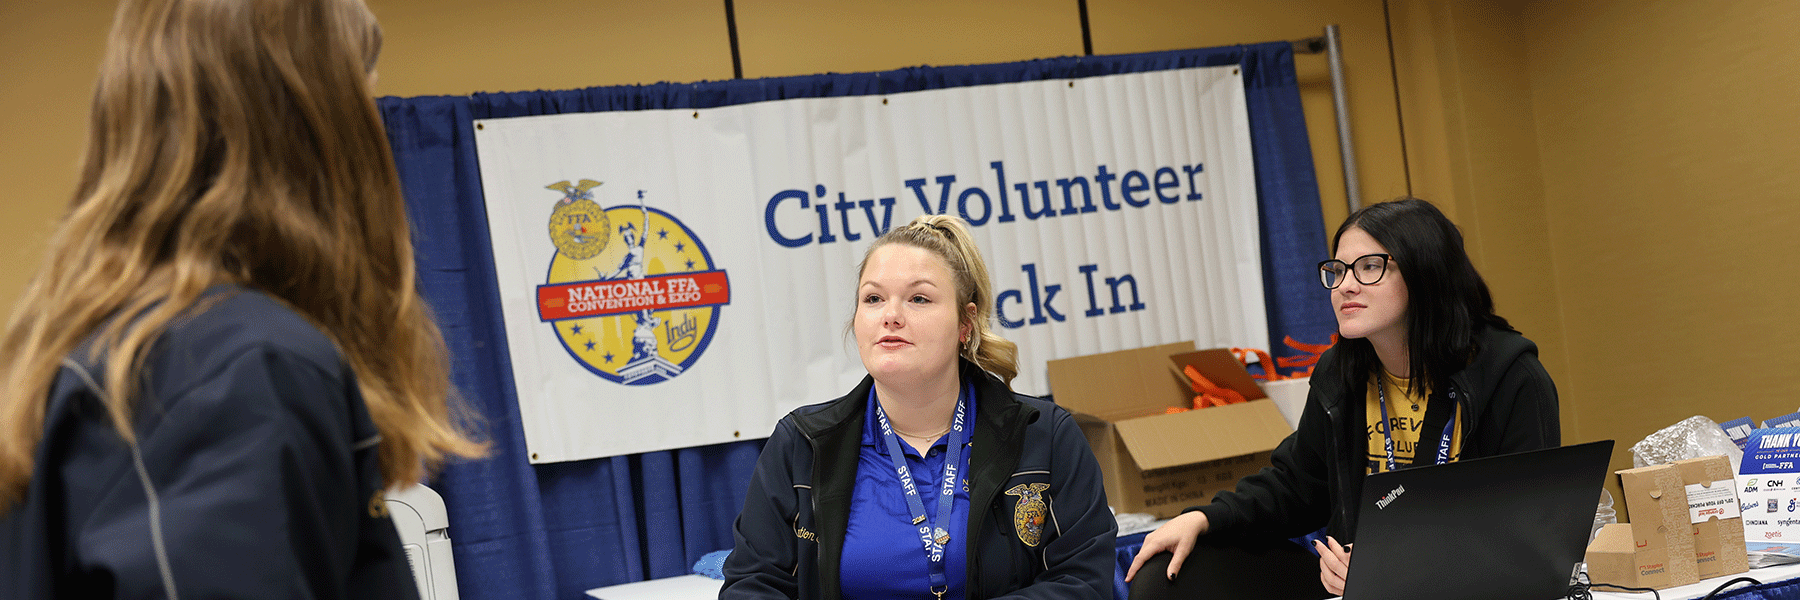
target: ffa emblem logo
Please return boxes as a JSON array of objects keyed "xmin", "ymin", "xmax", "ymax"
[
  {"xmin": 1006, "ymin": 483, "xmax": 1051, "ymax": 547},
  {"xmin": 547, "ymin": 180, "xmax": 609, "ymax": 260},
  {"xmin": 536, "ymin": 181, "xmax": 731, "ymax": 385}
]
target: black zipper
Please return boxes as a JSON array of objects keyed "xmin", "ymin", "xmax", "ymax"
[{"xmin": 1323, "ymin": 401, "xmax": 1355, "ymax": 535}]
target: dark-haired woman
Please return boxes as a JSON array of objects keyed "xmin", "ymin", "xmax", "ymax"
[{"xmin": 1125, "ymin": 198, "xmax": 1559, "ymax": 596}]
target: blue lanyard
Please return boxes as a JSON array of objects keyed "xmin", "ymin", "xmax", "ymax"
[
  {"xmin": 1376, "ymin": 378, "xmax": 1456, "ymax": 472},
  {"xmin": 871, "ymin": 383, "xmax": 971, "ymax": 600}
]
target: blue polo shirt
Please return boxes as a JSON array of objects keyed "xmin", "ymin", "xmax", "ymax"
[{"xmin": 839, "ymin": 388, "xmax": 975, "ymax": 600}]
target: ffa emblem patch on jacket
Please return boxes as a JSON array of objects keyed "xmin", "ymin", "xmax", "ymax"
[{"xmin": 1005, "ymin": 483, "xmax": 1051, "ymax": 547}]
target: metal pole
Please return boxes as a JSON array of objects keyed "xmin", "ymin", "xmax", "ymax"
[{"xmin": 1324, "ymin": 24, "xmax": 1362, "ymax": 212}]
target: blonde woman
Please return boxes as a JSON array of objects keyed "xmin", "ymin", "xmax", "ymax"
[
  {"xmin": 0, "ymin": 0, "xmax": 485, "ymax": 597},
  {"xmin": 723, "ymin": 215, "xmax": 1115, "ymax": 600}
]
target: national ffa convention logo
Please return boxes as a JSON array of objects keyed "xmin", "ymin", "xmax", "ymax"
[
  {"xmin": 536, "ymin": 180, "xmax": 730, "ymax": 385},
  {"xmin": 1006, "ymin": 483, "xmax": 1051, "ymax": 547}
]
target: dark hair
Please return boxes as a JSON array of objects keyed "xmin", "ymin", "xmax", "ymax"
[{"xmin": 1322, "ymin": 198, "xmax": 1513, "ymax": 398}]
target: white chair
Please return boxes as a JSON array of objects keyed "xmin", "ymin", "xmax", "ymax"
[{"xmin": 386, "ymin": 484, "xmax": 460, "ymax": 600}]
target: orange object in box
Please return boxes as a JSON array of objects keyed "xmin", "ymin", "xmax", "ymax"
[{"xmin": 1047, "ymin": 342, "xmax": 1293, "ymax": 519}]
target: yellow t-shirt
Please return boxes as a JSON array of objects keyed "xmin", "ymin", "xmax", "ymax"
[{"xmin": 1364, "ymin": 371, "xmax": 1462, "ymax": 474}]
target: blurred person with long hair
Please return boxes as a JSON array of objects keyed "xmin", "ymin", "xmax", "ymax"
[{"xmin": 0, "ymin": 0, "xmax": 486, "ymax": 597}]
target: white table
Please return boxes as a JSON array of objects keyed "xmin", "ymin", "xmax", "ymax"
[
  {"xmin": 585, "ymin": 513, "xmax": 1162, "ymax": 600},
  {"xmin": 588, "ymin": 550, "xmax": 1800, "ymax": 600},
  {"xmin": 585, "ymin": 574, "xmax": 722, "ymax": 600},
  {"xmin": 1318, "ymin": 561, "xmax": 1800, "ymax": 600}
]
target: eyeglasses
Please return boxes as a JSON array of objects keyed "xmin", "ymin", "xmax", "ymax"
[{"xmin": 1318, "ymin": 253, "xmax": 1392, "ymax": 289}]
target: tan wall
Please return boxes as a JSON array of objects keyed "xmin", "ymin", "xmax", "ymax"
[
  {"xmin": 7, "ymin": 1, "xmax": 1794, "ymax": 512},
  {"xmin": 1388, "ymin": 0, "xmax": 1800, "ymax": 511},
  {"xmin": 1522, "ymin": 0, "xmax": 1800, "ymax": 506},
  {"xmin": 370, "ymin": 0, "xmax": 735, "ymax": 96},
  {"xmin": 1084, "ymin": 0, "xmax": 1408, "ymax": 232},
  {"xmin": 0, "ymin": 1, "xmax": 116, "ymax": 304},
  {"xmin": 0, "ymin": 0, "xmax": 1404, "ymax": 316},
  {"xmin": 1387, "ymin": 0, "xmax": 1571, "ymax": 447}
]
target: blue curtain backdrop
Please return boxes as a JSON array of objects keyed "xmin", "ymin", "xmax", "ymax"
[{"xmin": 378, "ymin": 42, "xmax": 1332, "ymax": 600}]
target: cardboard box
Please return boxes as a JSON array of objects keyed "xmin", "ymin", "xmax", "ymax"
[
  {"xmin": 1047, "ymin": 342, "xmax": 1293, "ymax": 519},
  {"xmin": 1586, "ymin": 523, "xmax": 1673, "ymax": 590},
  {"xmin": 1611, "ymin": 464, "xmax": 1700, "ymax": 588},
  {"xmin": 1673, "ymin": 456, "xmax": 1748, "ymax": 579}
]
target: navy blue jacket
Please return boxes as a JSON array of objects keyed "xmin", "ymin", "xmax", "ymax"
[
  {"xmin": 1195, "ymin": 326, "xmax": 1561, "ymax": 543},
  {"xmin": 1, "ymin": 288, "xmax": 416, "ymax": 599},
  {"xmin": 721, "ymin": 361, "xmax": 1116, "ymax": 600}
]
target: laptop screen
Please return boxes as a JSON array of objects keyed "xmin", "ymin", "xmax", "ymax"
[{"xmin": 1341, "ymin": 440, "xmax": 1615, "ymax": 600}]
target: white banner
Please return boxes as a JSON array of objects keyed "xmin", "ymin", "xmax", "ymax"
[{"xmin": 474, "ymin": 65, "xmax": 1268, "ymax": 463}]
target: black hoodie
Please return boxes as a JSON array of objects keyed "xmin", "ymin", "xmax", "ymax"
[{"xmin": 1195, "ymin": 325, "xmax": 1561, "ymax": 543}]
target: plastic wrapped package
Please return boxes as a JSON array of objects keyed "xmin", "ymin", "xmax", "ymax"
[
  {"xmin": 1589, "ymin": 488, "xmax": 1616, "ymax": 544},
  {"xmin": 1115, "ymin": 512, "xmax": 1159, "ymax": 536},
  {"xmin": 1629, "ymin": 415, "xmax": 1744, "ymax": 472}
]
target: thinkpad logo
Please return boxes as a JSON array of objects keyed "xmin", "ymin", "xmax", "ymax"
[{"xmin": 1376, "ymin": 484, "xmax": 1406, "ymax": 510}]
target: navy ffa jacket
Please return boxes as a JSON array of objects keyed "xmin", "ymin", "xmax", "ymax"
[
  {"xmin": 1194, "ymin": 325, "xmax": 1561, "ymax": 544},
  {"xmin": 722, "ymin": 361, "xmax": 1116, "ymax": 600},
  {"xmin": 1, "ymin": 288, "xmax": 417, "ymax": 600}
]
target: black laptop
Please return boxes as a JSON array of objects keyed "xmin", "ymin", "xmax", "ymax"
[{"xmin": 1340, "ymin": 440, "xmax": 1616, "ymax": 600}]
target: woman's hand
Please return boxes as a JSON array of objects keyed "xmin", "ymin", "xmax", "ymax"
[
  {"xmin": 1123, "ymin": 511, "xmax": 1210, "ymax": 581},
  {"xmin": 1313, "ymin": 536, "xmax": 1352, "ymax": 595}
]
